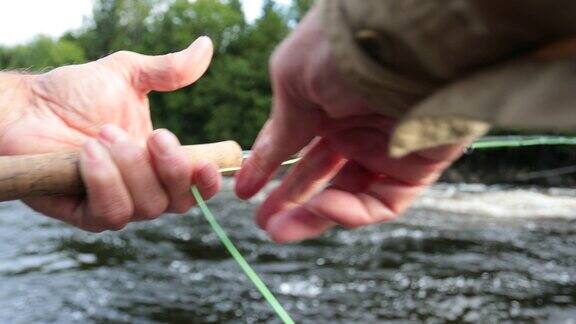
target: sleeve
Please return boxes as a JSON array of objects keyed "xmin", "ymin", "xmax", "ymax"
[{"xmin": 318, "ymin": 0, "xmax": 576, "ymax": 156}]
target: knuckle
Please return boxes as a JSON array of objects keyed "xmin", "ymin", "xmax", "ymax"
[
  {"xmin": 169, "ymin": 71, "xmax": 185, "ymax": 90},
  {"xmin": 112, "ymin": 145, "xmax": 152, "ymax": 172},
  {"xmin": 118, "ymin": 144, "xmax": 148, "ymax": 165},
  {"xmin": 170, "ymin": 206, "xmax": 187, "ymax": 214},
  {"xmin": 137, "ymin": 196, "xmax": 169, "ymax": 219},
  {"xmin": 81, "ymin": 225, "xmax": 105, "ymax": 234},
  {"xmin": 82, "ymin": 160, "xmax": 116, "ymax": 184},
  {"xmin": 270, "ymin": 47, "xmax": 293, "ymax": 82},
  {"xmin": 100, "ymin": 51, "xmax": 141, "ymax": 86},
  {"xmin": 89, "ymin": 171, "xmax": 118, "ymax": 188},
  {"xmin": 161, "ymin": 155, "xmax": 189, "ymax": 182},
  {"xmin": 171, "ymin": 200, "xmax": 194, "ymax": 214},
  {"xmin": 304, "ymin": 70, "xmax": 323, "ymax": 103},
  {"xmin": 109, "ymin": 50, "xmax": 137, "ymax": 62},
  {"xmin": 97, "ymin": 203, "xmax": 132, "ymax": 229},
  {"xmin": 342, "ymin": 212, "xmax": 391, "ymax": 229},
  {"xmin": 160, "ymin": 53, "xmax": 184, "ymax": 89},
  {"xmin": 354, "ymin": 193, "xmax": 399, "ymax": 226},
  {"xmin": 103, "ymin": 219, "xmax": 128, "ymax": 231},
  {"xmin": 340, "ymin": 217, "xmax": 370, "ymax": 229},
  {"xmin": 86, "ymin": 215, "xmax": 129, "ymax": 232},
  {"xmin": 196, "ymin": 176, "xmax": 220, "ymax": 199}
]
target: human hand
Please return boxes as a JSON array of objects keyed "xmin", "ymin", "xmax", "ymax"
[
  {"xmin": 0, "ymin": 37, "xmax": 221, "ymax": 232},
  {"xmin": 235, "ymin": 7, "xmax": 466, "ymax": 242}
]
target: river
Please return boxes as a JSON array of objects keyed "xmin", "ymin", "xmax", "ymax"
[{"xmin": 2, "ymin": 181, "xmax": 576, "ymax": 323}]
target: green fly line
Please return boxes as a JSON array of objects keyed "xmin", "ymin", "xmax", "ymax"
[
  {"xmin": 191, "ymin": 186, "xmax": 295, "ymax": 324},
  {"xmin": 191, "ymin": 135, "xmax": 576, "ymax": 323},
  {"xmin": 470, "ymin": 135, "xmax": 576, "ymax": 149}
]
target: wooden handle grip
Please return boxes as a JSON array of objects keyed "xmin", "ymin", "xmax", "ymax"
[{"xmin": 0, "ymin": 141, "xmax": 243, "ymax": 202}]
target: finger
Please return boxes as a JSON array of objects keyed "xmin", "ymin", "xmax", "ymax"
[
  {"xmin": 265, "ymin": 179, "xmax": 423, "ymax": 244},
  {"xmin": 330, "ymin": 161, "xmax": 380, "ymax": 192},
  {"xmin": 256, "ymin": 139, "xmax": 345, "ymax": 229},
  {"xmin": 148, "ymin": 129, "xmax": 197, "ymax": 214},
  {"xmin": 264, "ymin": 206, "xmax": 334, "ymax": 244},
  {"xmin": 106, "ymin": 36, "xmax": 213, "ymax": 93},
  {"xmin": 266, "ymin": 154, "xmax": 458, "ymax": 243},
  {"xmin": 264, "ymin": 161, "xmax": 376, "ymax": 243},
  {"xmin": 311, "ymin": 179, "xmax": 425, "ymax": 228},
  {"xmin": 139, "ymin": 36, "xmax": 213, "ymax": 92},
  {"xmin": 79, "ymin": 139, "xmax": 133, "ymax": 231},
  {"xmin": 99, "ymin": 124, "xmax": 169, "ymax": 220},
  {"xmin": 327, "ymin": 129, "xmax": 463, "ymax": 185},
  {"xmin": 265, "ymin": 141, "xmax": 462, "ymax": 243},
  {"xmin": 22, "ymin": 196, "xmax": 94, "ymax": 231},
  {"xmin": 307, "ymin": 143, "xmax": 464, "ymax": 229},
  {"xmin": 235, "ymin": 95, "xmax": 321, "ymax": 200},
  {"xmin": 192, "ymin": 160, "xmax": 222, "ymax": 201},
  {"xmin": 325, "ymin": 142, "xmax": 465, "ymax": 225}
]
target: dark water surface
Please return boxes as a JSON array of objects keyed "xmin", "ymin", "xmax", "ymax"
[{"xmin": 2, "ymin": 181, "xmax": 576, "ymax": 323}]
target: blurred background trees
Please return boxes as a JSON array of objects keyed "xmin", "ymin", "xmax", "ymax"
[
  {"xmin": 1, "ymin": 0, "xmax": 575, "ymax": 185},
  {"xmin": 0, "ymin": 0, "xmax": 311, "ymax": 148}
]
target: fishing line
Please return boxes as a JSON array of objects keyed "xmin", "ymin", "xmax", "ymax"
[
  {"xmin": 218, "ymin": 157, "xmax": 301, "ymax": 174},
  {"xmin": 191, "ymin": 186, "xmax": 295, "ymax": 324},
  {"xmin": 470, "ymin": 135, "xmax": 576, "ymax": 149},
  {"xmin": 191, "ymin": 134, "xmax": 576, "ymax": 323}
]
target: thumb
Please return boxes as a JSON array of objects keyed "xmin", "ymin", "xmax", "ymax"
[{"xmin": 132, "ymin": 36, "xmax": 213, "ymax": 93}]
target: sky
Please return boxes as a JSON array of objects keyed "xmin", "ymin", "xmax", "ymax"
[{"xmin": 0, "ymin": 0, "xmax": 292, "ymax": 46}]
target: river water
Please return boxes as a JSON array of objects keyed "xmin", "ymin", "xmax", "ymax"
[{"xmin": 2, "ymin": 181, "xmax": 576, "ymax": 323}]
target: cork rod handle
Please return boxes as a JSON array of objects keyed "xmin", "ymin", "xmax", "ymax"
[{"xmin": 0, "ymin": 141, "xmax": 243, "ymax": 202}]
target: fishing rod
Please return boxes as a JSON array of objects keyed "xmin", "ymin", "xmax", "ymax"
[
  {"xmin": 0, "ymin": 141, "xmax": 243, "ymax": 202},
  {"xmin": 0, "ymin": 135, "xmax": 574, "ymax": 202}
]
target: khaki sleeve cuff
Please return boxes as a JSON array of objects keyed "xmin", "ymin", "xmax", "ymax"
[
  {"xmin": 319, "ymin": 0, "xmax": 576, "ymax": 158},
  {"xmin": 318, "ymin": 0, "xmax": 437, "ymax": 118},
  {"xmin": 318, "ymin": 0, "xmax": 486, "ymax": 156},
  {"xmin": 390, "ymin": 58, "xmax": 576, "ymax": 157}
]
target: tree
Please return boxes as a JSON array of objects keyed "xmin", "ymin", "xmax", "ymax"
[
  {"xmin": 195, "ymin": 0, "xmax": 290, "ymax": 147},
  {"xmin": 3, "ymin": 36, "xmax": 85, "ymax": 70},
  {"xmin": 79, "ymin": 0, "xmax": 156, "ymax": 59},
  {"xmin": 140, "ymin": 0, "xmax": 250, "ymax": 144},
  {"xmin": 0, "ymin": 46, "xmax": 10, "ymax": 69},
  {"xmin": 289, "ymin": 0, "xmax": 313, "ymax": 22}
]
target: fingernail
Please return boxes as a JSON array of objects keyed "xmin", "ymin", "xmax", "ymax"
[
  {"xmin": 191, "ymin": 36, "xmax": 212, "ymax": 51},
  {"xmin": 235, "ymin": 161, "xmax": 261, "ymax": 199},
  {"xmin": 100, "ymin": 124, "xmax": 128, "ymax": 144},
  {"xmin": 186, "ymin": 36, "xmax": 212, "ymax": 57},
  {"xmin": 152, "ymin": 129, "xmax": 180, "ymax": 155},
  {"xmin": 84, "ymin": 139, "xmax": 106, "ymax": 161}
]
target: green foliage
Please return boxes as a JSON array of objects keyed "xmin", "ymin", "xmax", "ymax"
[
  {"xmin": 78, "ymin": 0, "xmax": 157, "ymax": 58},
  {"xmin": 289, "ymin": 0, "xmax": 314, "ymax": 22},
  {"xmin": 0, "ymin": 0, "xmax": 303, "ymax": 148},
  {"xmin": 1, "ymin": 36, "xmax": 86, "ymax": 70},
  {"xmin": 194, "ymin": 0, "xmax": 290, "ymax": 147},
  {"xmin": 0, "ymin": 47, "xmax": 9, "ymax": 68},
  {"xmin": 2, "ymin": 0, "xmax": 559, "ymax": 152}
]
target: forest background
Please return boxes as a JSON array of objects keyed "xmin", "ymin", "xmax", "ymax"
[{"xmin": 1, "ymin": 0, "xmax": 574, "ymax": 186}]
